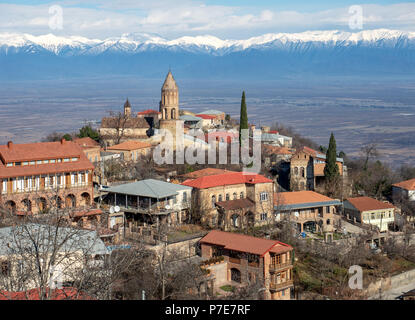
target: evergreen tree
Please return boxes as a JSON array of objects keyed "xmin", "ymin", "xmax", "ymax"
[
  {"xmin": 62, "ymin": 133, "xmax": 72, "ymax": 141},
  {"xmin": 324, "ymin": 133, "xmax": 339, "ymax": 180},
  {"xmin": 78, "ymin": 125, "xmax": 100, "ymax": 141},
  {"xmin": 239, "ymin": 91, "xmax": 248, "ymax": 145}
]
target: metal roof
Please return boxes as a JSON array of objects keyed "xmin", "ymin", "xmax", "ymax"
[
  {"xmin": 0, "ymin": 223, "xmax": 108, "ymax": 256},
  {"xmin": 197, "ymin": 109, "xmax": 224, "ymax": 115},
  {"xmin": 106, "ymin": 179, "xmax": 192, "ymax": 199},
  {"xmin": 180, "ymin": 115, "xmax": 202, "ymax": 122},
  {"xmin": 275, "ymin": 200, "xmax": 341, "ymax": 211}
]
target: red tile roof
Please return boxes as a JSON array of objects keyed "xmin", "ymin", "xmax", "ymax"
[
  {"xmin": 73, "ymin": 137, "xmax": 100, "ymax": 148},
  {"xmin": 345, "ymin": 197, "xmax": 395, "ymax": 212},
  {"xmin": 107, "ymin": 141, "xmax": 152, "ymax": 151},
  {"xmin": 200, "ymin": 230, "xmax": 292, "ymax": 256},
  {"xmin": 275, "ymin": 191, "xmax": 335, "ymax": 206},
  {"xmin": 181, "ymin": 171, "xmax": 272, "ymax": 189},
  {"xmin": 392, "ymin": 178, "xmax": 415, "ymax": 191},
  {"xmin": 0, "ymin": 140, "xmax": 82, "ymax": 163},
  {"xmin": 0, "ymin": 288, "xmax": 94, "ymax": 300},
  {"xmin": 137, "ymin": 109, "xmax": 161, "ymax": 115},
  {"xmin": 262, "ymin": 145, "xmax": 293, "ymax": 155},
  {"xmin": 196, "ymin": 114, "xmax": 216, "ymax": 120},
  {"xmin": 0, "ymin": 141, "xmax": 94, "ymax": 179},
  {"xmin": 180, "ymin": 168, "xmax": 237, "ymax": 180}
]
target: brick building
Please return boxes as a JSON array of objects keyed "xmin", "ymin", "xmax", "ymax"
[
  {"xmin": 107, "ymin": 140, "xmax": 152, "ymax": 162},
  {"xmin": 290, "ymin": 146, "xmax": 346, "ymax": 191},
  {"xmin": 200, "ymin": 230, "xmax": 294, "ymax": 300},
  {"xmin": 181, "ymin": 170, "xmax": 274, "ymax": 229},
  {"xmin": 274, "ymin": 191, "xmax": 341, "ymax": 242},
  {"xmin": 0, "ymin": 140, "xmax": 94, "ymax": 214}
]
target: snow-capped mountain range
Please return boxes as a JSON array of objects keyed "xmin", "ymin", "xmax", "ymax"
[
  {"xmin": 1, "ymin": 29, "xmax": 415, "ymax": 55},
  {"xmin": 1, "ymin": 29, "xmax": 415, "ymax": 80}
]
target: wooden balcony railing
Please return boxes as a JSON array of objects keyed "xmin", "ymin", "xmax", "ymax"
[
  {"xmin": 269, "ymin": 279, "xmax": 294, "ymax": 291},
  {"xmin": 269, "ymin": 262, "xmax": 292, "ymax": 272}
]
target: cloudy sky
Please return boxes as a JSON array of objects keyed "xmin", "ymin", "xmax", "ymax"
[{"xmin": 1, "ymin": 1, "xmax": 415, "ymax": 39}]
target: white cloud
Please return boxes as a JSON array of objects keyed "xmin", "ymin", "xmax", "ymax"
[{"xmin": 0, "ymin": 2, "xmax": 415, "ymax": 39}]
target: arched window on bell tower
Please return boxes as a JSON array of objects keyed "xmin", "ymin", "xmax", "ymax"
[{"xmin": 171, "ymin": 108, "xmax": 176, "ymax": 120}]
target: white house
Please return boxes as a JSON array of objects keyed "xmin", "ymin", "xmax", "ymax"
[
  {"xmin": 392, "ymin": 178, "xmax": 415, "ymax": 202},
  {"xmin": 343, "ymin": 197, "xmax": 396, "ymax": 232}
]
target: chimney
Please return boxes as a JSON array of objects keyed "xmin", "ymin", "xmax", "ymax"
[{"xmin": 7, "ymin": 141, "xmax": 13, "ymax": 149}]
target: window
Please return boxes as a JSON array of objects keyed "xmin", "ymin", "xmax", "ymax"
[
  {"xmin": 71, "ymin": 157, "xmax": 79, "ymax": 162},
  {"xmin": 2, "ymin": 180, "xmax": 7, "ymax": 194},
  {"xmin": 36, "ymin": 160, "xmax": 42, "ymax": 164},
  {"xmin": 260, "ymin": 192, "xmax": 269, "ymax": 201},
  {"xmin": 233, "ymin": 192, "xmax": 237, "ymax": 200},
  {"xmin": 211, "ymin": 195, "xmax": 216, "ymax": 208},
  {"xmin": 50, "ymin": 159, "xmax": 56, "ymax": 163},
  {"xmin": 1, "ymin": 260, "xmax": 10, "ymax": 276},
  {"xmin": 6, "ymin": 163, "xmax": 12, "ymax": 167},
  {"xmin": 183, "ymin": 192, "xmax": 187, "ymax": 203},
  {"xmin": 29, "ymin": 161, "xmax": 35, "ymax": 165},
  {"xmin": 294, "ymin": 167, "xmax": 298, "ymax": 175},
  {"xmin": 43, "ymin": 160, "xmax": 49, "ymax": 164},
  {"xmin": 226, "ymin": 194, "xmax": 230, "ymax": 201},
  {"xmin": 218, "ymin": 194, "xmax": 223, "ymax": 202},
  {"xmin": 260, "ymin": 213, "xmax": 267, "ymax": 221},
  {"xmin": 22, "ymin": 161, "xmax": 28, "ymax": 166},
  {"xmin": 300, "ymin": 167, "xmax": 305, "ymax": 177},
  {"xmin": 240, "ymin": 192, "xmax": 244, "ymax": 199},
  {"xmin": 57, "ymin": 159, "xmax": 62, "ymax": 163}
]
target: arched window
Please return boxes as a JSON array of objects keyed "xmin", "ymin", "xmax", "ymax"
[
  {"xmin": 218, "ymin": 194, "xmax": 223, "ymax": 202},
  {"xmin": 300, "ymin": 167, "xmax": 305, "ymax": 178},
  {"xmin": 226, "ymin": 194, "xmax": 230, "ymax": 201},
  {"xmin": 233, "ymin": 192, "xmax": 237, "ymax": 200},
  {"xmin": 171, "ymin": 108, "xmax": 176, "ymax": 119},
  {"xmin": 211, "ymin": 195, "xmax": 216, "ymax": 208},
  {"xmin": 294, "ymin": 167, "xmax": 299, "ymax": 175},
  {"xmin": 240, "ymin": 192, "xmax": 244, "ymax": 199}
]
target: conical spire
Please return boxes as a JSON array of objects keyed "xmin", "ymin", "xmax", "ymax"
[
  {"xmin": 124, "ymin": 98, "xmax": 131, "ymax": 109},
  {"xmin": 162, "ymin": 70, "xmax": 178, "ymax": 90}
]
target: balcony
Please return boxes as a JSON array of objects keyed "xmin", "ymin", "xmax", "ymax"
[
  {"xmin": 269, "ymin": 262, "xmax": 292, "ymax": 272},
  {"xmin": 269, "ymin": 279, "xmax": 294, "ymax": 291}
]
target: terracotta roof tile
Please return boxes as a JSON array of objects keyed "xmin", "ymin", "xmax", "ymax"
[
  {"xmin": 392, "ymin": 178, "xmax": 415, "ymax": 191},
  {"xmin": 180, "ymin": 168, "xmax": 237, "ymax": 180},
  {"xmin": 275, "ymin": 191, "xmax": 335, "ymax": 206},
  {"xmin": 107, "ymin": 141, "xmax": 152, "ymax": 151},
  {"xmin": 137, "ymin": 109, "xmax": 161, "ymax": 115},
  {"xmin": 73, "ymin": 137, "xmax": 100, "ymax": 148},
  {"xmin": 0, "ymin": 140, "xmax": 82, "ymax": 163},
  {"xmin": 181, "ymin": 171, "xmax": 272, "ymax": 189},
  {"xmin": 0, "ymin": 141, "xmax": 94, "ymax": 179},
  {"xmin": 196, "ymin": 114, "xmax": 216, "ymax": 120},
  {"xmin": 345, "ymin": 197, "xmax": 395, "ymax": 212},
  {"xmin": 263, "ymin": 145, "xmax": 293, "ymax": 155},
  {"xmin": 200, "ymin": 230, "xmax": 292, "ymax": 256}
]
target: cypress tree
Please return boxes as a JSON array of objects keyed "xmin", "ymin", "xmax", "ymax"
[
  {"xmin": 239, "ymin": 91, "xmax": 248, "ymax": 145},
  {"xmin": 324, "ymin": 132, "xmax": 339, "ymax": 180}
]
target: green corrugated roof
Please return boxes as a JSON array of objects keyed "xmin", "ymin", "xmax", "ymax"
[
  {"xmin": 106, "ymin": 179, "xmax": 192, "ymax": 199},
  {"xmin": 198, "ymin": 109, "xmax": 224, "ymax": 115}
]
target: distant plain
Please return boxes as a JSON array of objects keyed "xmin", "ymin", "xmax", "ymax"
[{"xmin": 1, "ymin": 76, "xmax": 414, "ymax": 166}]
